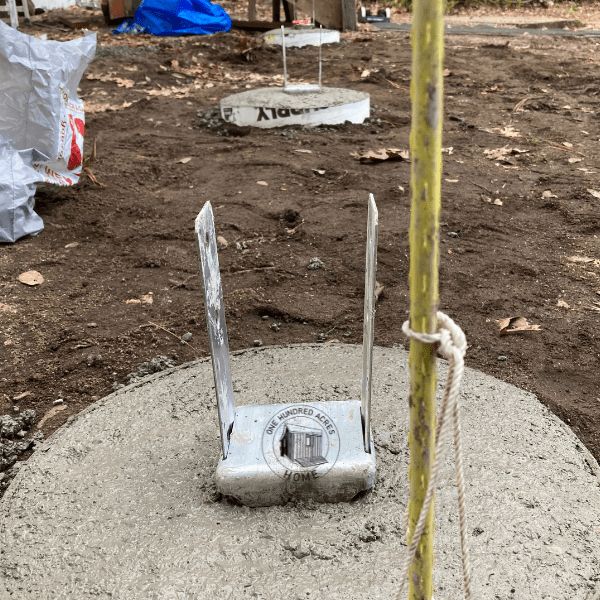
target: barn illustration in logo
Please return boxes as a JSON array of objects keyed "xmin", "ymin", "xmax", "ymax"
[
  {"xmin": 281, "ymin": 423, "xmax": 327, "ymax": 468},
  {"xmin": 262, "ymin": 404, "xmax": 340, "ymax": 479}
]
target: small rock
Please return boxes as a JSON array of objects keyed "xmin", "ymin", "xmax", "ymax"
[
  {"xmin": 53, "ymin": 398, "xmax": 64, "ymax": 405},
  {"xmin": 447, "ymin": 231, "xmax": 459, "ymax": 238},
  {"xmin": 261, "ymin": 315, "xmax": 269, "ymax": 320},
  {"xmin": 307, "ymin": 257, "xmax": 324, "ymax": 270},
  {"xmin": 270, "ymin": 323, "xmax": 281, "ymax": 332},
  {"xmin": 497, "ymin": 355, "xmax": 508, "ymax": 362},
  {"xmin": 253, "ymin": 339, "xmax": 263, "ymax": 347},
  {"xmin": 126, "ymin": 356, "xmax": 176, "ymax": 385},
  {"xmin": 16, "ymin": 430, "xmax": 26, "ymax": 438},
  {"xmin": 86, "ymin": 322, "xmax": 98, "ymax": 328},
  {"xmin": 317, "ymin": 333, "xmax": 327, "ymax": 343},
  {"xmin": 217, "ymin": 235, "xmax": 228, "ymax": 250},
  {"xmin": 86, "ymin": 354, "xmax": 103, "ymax": 367},
  {"xmin": 181, "ymin": 332, "xmax": 193, "ymax": 342}
]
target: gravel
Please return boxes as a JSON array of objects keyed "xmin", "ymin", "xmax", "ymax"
[{"xmin": 125, "ymin": 356, "xmax": 177, "ymax": 385}]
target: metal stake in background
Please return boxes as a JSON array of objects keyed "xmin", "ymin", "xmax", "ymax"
[
  {"xmin": 281, "ymin": 24, "xmax": 323, "ymax": 94},
  {"xmin": 7, "ymin": 0, "xmax": 19, "ymax": 28},
  {"xmin": 281, "ymin": 24, "xmax": 288, "ymax": 89},
  {"xmin": 195, "ymin": 197, "xmax": 379, "ymax": 506}
]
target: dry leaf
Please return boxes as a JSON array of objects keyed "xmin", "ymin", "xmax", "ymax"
[
  {"xmin": 568, "ymin": 157, "xmax": 583, "ymax": 164},
  {"xmin": 125, "ymin": 293, "xmax": 153, "ymax": 305},
  {"xmin": 442, "ymin": 147, "xmax": 454, "ymax": 155},
  {"xmin": 498, "ymin": 126, "xmax": 521, "ymax": 138},
  {"xmin": 176, "ymin": 157, "xmax": 192, "ymax": 164},
  {"xmin": 482, "ymin": 196, "xmax": 503, "ymax": 206},
  {"xmin": 37, "ymin": 404, "xmax": 66, "ymax": 429},
  {"xmin": 85, "ymin": 99, "xmax": 138, "ymax": 114},
  {"xmin": 556, "ymin": 299, "xmax": 570, "ymax": 309},
  {"xmin": 351, "ymin": 148, "xmax": 410, "ymax": 163},
  {"xmin": 542, "ymin": 190, "xmax": 557, "ymax": 199},
  {"xmin": 587, "ymin": 189, "xmax": 600, "ymax": 199},
  {"xmin": 13, "ymin": 391, "xmax": 32, "ymax": 401},
  {"xmin": 562, "ymin": 141, "xmax": 574, "ymax": 149},
  {"xmin": 64, "ymin": 242, "xmax": 79, "ymax": 249},
  {"xmin": 485, "ymin": 126, "xmax": 522, "ymax": 138},
  {"xmin": 86, "ymin": 73, "xmax": 135, "ymax": 88},
  {"xmin": 360, "ymin": 69, "xmax": 371, "ymax": 79},
  {"xmin": 567, "ymin": 255, "xmax": 597, "ymax": 265},
  {"xmin": 496, "ymin": 316, "xmax": 541, "ymax": 335},
  {"xmin": 256, "ymin": 180, "xmax": 269, "ymax": 186},
  {"xmin": 18, "ymin": 270, "xmax": 44, "ymax": 286},
  {"xmin": 294, "ymin": 149, "xmax": 312, "ymax": 154},
  {"xmin": 484, "ymin": 147, "xmax": 528, "ymax": 161}
]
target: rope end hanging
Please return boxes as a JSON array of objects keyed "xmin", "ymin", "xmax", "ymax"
[{"xmin": 398, "ymin": 311, "xmax": 472, "ymax": 600}]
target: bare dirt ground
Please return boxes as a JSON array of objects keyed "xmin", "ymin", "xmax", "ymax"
[{"xmin": 1, "ymin": 6, "xmax": 599, "ymax": 488}]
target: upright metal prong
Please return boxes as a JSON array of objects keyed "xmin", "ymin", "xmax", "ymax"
[
  {"xmin": 195, "ymin": 202, "xmax": 236, "ymax": 458},
  {"xmin": 318, "ymin": 25, "xmax": 323, "ymax": 89},
  {"xmin": 7, "ymin": 0, "xmax": 19, "ymax": 28},
  {"xmin": 361, "ymin": 194, "xmax": 378, "ymax": 452},
  {"xmin": 281, "ymin": 25, "xmax": 288, "ymax": 89}
]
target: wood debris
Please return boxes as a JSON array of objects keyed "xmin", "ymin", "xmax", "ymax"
[
  {"xmin": 351, "ymin": 148, "xmax": 410, "ymax": 163},
  {"xmin": 496, "ymin": 317, "xmax": 541, "ymax": 335}
]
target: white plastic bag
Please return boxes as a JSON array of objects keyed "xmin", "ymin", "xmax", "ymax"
[
  {"xmin": 0, "ymin": 21, "xmax": 96, "ymax": 183},
  {"xmin": 0, "ymin": 21, "xmax": 96, "ymax": 242},
  {"xmin": 0, "ymin": 142, "xmax": 43, "ymax": 243}
]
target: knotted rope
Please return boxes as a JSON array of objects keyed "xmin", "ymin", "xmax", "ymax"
[{"xmin": 397, "ymin": 311, "xmax": 472, "ymax": 600}]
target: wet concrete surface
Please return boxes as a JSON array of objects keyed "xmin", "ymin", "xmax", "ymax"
[{"xmin": 1, "ymin": 344, "xmax": 598, "ymax": 599}]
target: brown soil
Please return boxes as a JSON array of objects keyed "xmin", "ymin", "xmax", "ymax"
[{"xmin": 1, "ymin": 9, "xmax": 599, "ymax": 475}]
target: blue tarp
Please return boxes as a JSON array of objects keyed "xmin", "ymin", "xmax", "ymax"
[{"xmin": 114, "ymin": 0, "xmax": 231, "ymax": 36}]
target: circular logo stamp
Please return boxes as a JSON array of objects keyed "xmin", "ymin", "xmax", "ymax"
[{"xmin": 262, "ymin": 405, "xmax": 340, "ymax": 482}]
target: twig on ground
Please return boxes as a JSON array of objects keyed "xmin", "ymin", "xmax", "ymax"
[{"xmin": 147, "ymin": 321, "xmax": 200, "ymax": 356}]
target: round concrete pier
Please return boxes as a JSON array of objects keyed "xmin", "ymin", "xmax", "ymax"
[
  {"xmin": 1, "ymin": 345, "xmax": 599, "ymax": 599},
  {"xmin": 264, "ymin": 27, "xmax": 341, "ymax": 48},
  {"xmin": 220, "ymin": 87, "xmax": 370, "ymax": 128}
]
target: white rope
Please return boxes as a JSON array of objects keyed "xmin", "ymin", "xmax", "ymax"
[{"xmin": 397, "ymin": 311, "xmax": 472, "ymax": 600}]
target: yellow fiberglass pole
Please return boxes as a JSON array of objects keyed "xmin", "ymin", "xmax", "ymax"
[{"xmin": 407, "ymin": 0, "xmax": 445, "ymax": 598}]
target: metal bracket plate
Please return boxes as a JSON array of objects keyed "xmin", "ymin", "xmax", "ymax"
[
  {"xmin": 216, "ymin": 400, "xmax": 376, "ymax": 507},
  {"xmin": 195, "ymin": 195, "xmax": 379, "ymax": 505}
]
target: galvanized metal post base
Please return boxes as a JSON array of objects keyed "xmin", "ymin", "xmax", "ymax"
[
  {"xmin": 217, "ymin": 400, "xmax": 375, "ymax": 507},
  {"xmin": 196, "ymin": 196, "xmax": 379, "ymax": 507}
]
